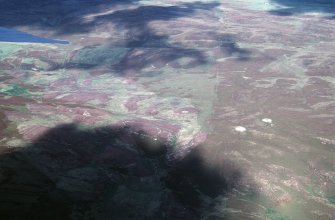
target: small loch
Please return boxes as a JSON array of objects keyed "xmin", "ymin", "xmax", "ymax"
[{"xmin": 0, "ymin": 27, "xmax": 69, "ymax": 44}]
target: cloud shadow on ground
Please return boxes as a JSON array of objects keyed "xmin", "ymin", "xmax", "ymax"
[
  {"xmin": 268, "ymin": 0, "xmax": 335, "ymax": 18},
  {"xmin": 0, "ymin": 0, "xmax": 252, "ymax": 76},
  {"xmin": 0, "ymin": 122, "xmax": 256, "ymax": 219}
]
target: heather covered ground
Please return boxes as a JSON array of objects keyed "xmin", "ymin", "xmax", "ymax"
[{"xmin": 0, "ymin": 0, "xmax": 335, "ymax": 219}]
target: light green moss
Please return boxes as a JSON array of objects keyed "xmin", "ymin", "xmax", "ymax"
[
  {"xmin": 263, "ymin": 208, "xmax": 292, "ymax": 220},
  {"xmin": 0, "ymin": 84, "xmax": 30, "ymax": 96},
  {"xmin": 0, "ymin": 43, "xmax": 24, "ymax": 59}
]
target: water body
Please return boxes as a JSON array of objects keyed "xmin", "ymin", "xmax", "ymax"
[{"xmin": 0, "ymin": 27, "xmax": 69, "ymax": 44}]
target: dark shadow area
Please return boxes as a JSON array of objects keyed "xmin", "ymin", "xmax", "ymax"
[
  {"xmin": 59, "ymin": 2, "xmax": 220, "ymax": 75},
  {"xmin": 0, "ymin": 0, "xmax": 135, "ymax": 35},
  {"xmin": 0, "ymin": 122, "xmax": 251, "ymax": 219},
  {"xmin": 219, "ymin": 34, "xmax": 251, "ymax": 61},
  {"xmin": 65, "ymin": 45, "xmax": 208, "ymax": 76},
  {"xmin": 269, "ymin": 0, "xmax": 335, "ymax": 18},
  {"xmin": 0, "ymin": 0, "xmax": 218, "ymax": 38},
  {"xmin": 0, "ymin": 0, "xmax": 252, "ymax": 76}
]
